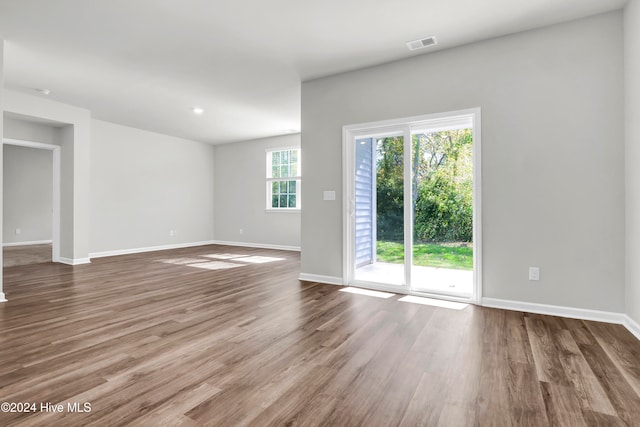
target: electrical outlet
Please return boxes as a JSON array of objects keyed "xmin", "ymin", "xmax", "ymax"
[
  {"xmin": 529, "ymin": 267, "xmax": 540, "ymax": 281},
  {"xmin": 169, "ymin": 230, "xmax": 176, "ymax": 237},
  {"xmin": 15, "ymin": 228, "xmax": 21, "ymax": 235},
  {"xmin": 239, "ymin": 228, "xmax": 243, "ymax": 235}
]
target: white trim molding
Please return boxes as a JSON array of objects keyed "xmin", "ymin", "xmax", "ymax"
[
  {"xmin": 298, "ymin": 273, "xmax": 344, "ymax": 286},
  {"xmin": 211, "ymin": 240, "xmax": 300, "ymax": 252},
  {"xmin": 264, "ymin": 209, "xmax": 301, "ymax": 214},
  {"xmin": 90, "ymin": 240, "xmax": 219, "ymax": 259},
  {"xmin": 483, "ymin": 298, "xmax": 640, "ymax": 342},
  {"xmin": 59, "ymin": 257, "xmax": 92, "ymax": 266},
  {"xmin": 90, "ymin": 240, "xmax": 300, "ymax": 260},
  {"xmin": 482, "ymin": 298, "xmax": 624, "ymax": 323},
  {"xmin": 3, "ymin": 240, "xmax": 53, "ymax": 247},
  {"xmin": 623, "ymin": 315, "xmax": 640, "ymax": 341},
  {"xmin": 0, "ymin": 293, "xmax": 7, "ymax": 303}
]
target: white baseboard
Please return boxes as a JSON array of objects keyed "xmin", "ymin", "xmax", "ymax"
[
  {"xmin": 90, "ymin": 240, "xmax": 299, "ymax": 260},
  {"xmin": 59, "ymin": 257, "xmax": 91, "ymax": 266},
  {"xmin": 3, "ymin": 240, "xmax": 52, "ymax": 247},
  {"xmin": 89, "ymin": 240, "xmax": 218, "ymax": 259},
  {"xmin": 298, "ymin": 273, "xmax": 344, "ymax": 286},
  {"xmin": 482, "ymin": 297, "xmax": 629, "ymax": 325},
  {"xmin": 212, "ymin": 240, "xmax": 301, "ymax": 252},
  {"xmin": 0, "ymin": 292, "xmax": 6, "ymax": 302},
  {"xmin": 623, "ymin": 315, "xmax": 640, "ymax": 341}
]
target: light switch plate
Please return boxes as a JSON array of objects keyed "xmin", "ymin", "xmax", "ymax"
[{"xmin": 323, "ymin": 190, "xmax": 336, "ymax": 201}]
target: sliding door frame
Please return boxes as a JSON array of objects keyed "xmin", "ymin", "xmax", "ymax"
[{"xmin": 342, "ymin": 108, "xmax": 482, "ymax": 304}]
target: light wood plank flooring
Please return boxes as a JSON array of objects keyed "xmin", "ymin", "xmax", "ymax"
[{"xmin": 1, "ymin": 244, "xmax": 639, "ymax": 426}]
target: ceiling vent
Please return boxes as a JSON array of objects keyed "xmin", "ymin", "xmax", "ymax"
[{"xmin": 406, "ymin": 36, "xmax": 438, "ymax": 51}]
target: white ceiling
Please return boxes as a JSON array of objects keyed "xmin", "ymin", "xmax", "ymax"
[{"xmin": 0, "ymin": 0, "xmax": 627, "ymax": 144}]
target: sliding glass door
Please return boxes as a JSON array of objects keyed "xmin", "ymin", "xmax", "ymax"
[
  {"xmin": 353, "ymin": 132, "xmax": 405, "ymax": 286},
  {"xmin": 344, "ymin": 110, "xmax": 480, "ymax": 302},
  {"xmin": 410, "ymin": 124, "xmax": 474, "ymax": 297}
]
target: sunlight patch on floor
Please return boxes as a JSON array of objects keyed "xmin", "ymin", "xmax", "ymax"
[
  {"xmin": 160, "ymin": 258, "xmax": 206, "ymax": 265},
  {"xmin": 239, "ymin": 256, "xmax": 285, "ymax": 264},
  {"xmin": 202, "ymin": 254, "xmax": 285, "ymax": 263},
  {"xmin": 399, "ymin": 295, "xmax": 468, "ymax": 310},
  {"xmin": 202, "ymin": 253, "xmax": 248, "ymax": 260},
  {"xmin": 159, "ymin": 258, "xmax": 243, "ymax": 270},
  {"xmin": 188, "ymin": 261, "xmax": 242, "ymax": 270},
  {"xmin": 339, "ymin": 287, "xmax": 396, "ymax": 299},
  {"xmin": 159, "ymin": 253, "xmax": 285, "ymax": 270}
]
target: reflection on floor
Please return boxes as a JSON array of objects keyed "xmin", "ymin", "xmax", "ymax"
[
  {"xmin": 355, "ymin": 261, "xmax": 473, "ymax": 296},
  {"xmin": 3, "ymin": 244, "xmax": 52, "ymax": 268}
]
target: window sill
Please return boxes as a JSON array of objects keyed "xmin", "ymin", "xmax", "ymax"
[{"xmin": 265, "ymin": 208, "xmax": 301, "ymax": 214}]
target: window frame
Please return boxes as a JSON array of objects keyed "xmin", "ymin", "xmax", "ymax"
[{"xmin": 266, "ymin": 147, "xmax": 301, "ymax": 211}]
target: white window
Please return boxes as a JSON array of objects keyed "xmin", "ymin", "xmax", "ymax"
[{"xmin": 266, "ymin": 148, "xmax": 301, "ymax": 209}]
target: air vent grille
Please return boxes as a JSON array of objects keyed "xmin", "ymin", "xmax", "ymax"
[{"xmin": 406, "ymin": 36, "xmax": 438, "ymax": 51}]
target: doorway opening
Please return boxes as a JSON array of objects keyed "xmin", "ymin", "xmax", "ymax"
[
  {"xmin": 343, "ymin": 109, "xmax": 481, "ymax": 303},
  {"xmin": 2, "ymin": 138, "xmax": 61, "ymax": 266}
]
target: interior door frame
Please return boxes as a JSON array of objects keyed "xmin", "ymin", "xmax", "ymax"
[
  {"xmin": 2, "ymin": 138, "xmax": 62, "ymax": 263},
  {"xmin": 342, "ymin": 108, "xmax": 482, "ymax": 304}
]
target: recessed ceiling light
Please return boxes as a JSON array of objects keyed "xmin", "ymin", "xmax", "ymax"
[
  {"xmin": 192, "ymin": 107, "xmax": 204, "ymax": 115},
  {"xmin": 36, "ymin": 88, "xmax": 51, "ymax": 95},
  {"xmin": 282, "ymin": 129, "xmax": 298, "ymax": 133}
]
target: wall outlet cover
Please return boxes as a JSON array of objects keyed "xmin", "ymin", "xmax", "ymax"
[{"xmin": 529, "ymin": 267, "xmax": 540, "ymax": 281}]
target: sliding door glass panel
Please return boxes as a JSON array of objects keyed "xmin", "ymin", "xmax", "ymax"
[
  {"xmin": 354, "ymin": 135, "xmax": 404, "ymax": 286},
  {"xmin": 410, "ymin": 128, "xmax": 474, "ymax": 296},
  {"xmin": 354, "ymin": 137, "xmax": 375, "ymax": 268}
]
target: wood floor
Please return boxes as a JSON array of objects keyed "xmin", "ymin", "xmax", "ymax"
[
  {"xmin": 1, "ymin": 245, "xmax": 639, "ymax": 426},
  {"xmin": 3, "ymin": 244, "xmax": 52, "ymax": 268}
]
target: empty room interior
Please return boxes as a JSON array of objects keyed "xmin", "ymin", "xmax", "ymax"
[{"xmin": 1, "ymin": 0, "xmax": 640, "ymax": 425}]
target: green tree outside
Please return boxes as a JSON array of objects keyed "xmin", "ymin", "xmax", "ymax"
[{"xmin": 376, "ymin": 129, "xmax": 473, "ymax": 270}]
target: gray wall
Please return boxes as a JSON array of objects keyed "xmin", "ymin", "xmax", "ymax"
[
  {"xmin": 214, "ymin": 133, "xmax": 301, "ymax": 249},
  {"xmin": 4, "ymin": 90, "xmax": 92, "ymax": 263},
  {"xmin": 3, "ymin": 116, "xmax": 58, "ymax": 246},
  {"xmin": 301, "ymin": 12, "xmax": 625, "ymax": 312},
  {"xmin": 626, "ymin": 0, "xmax": 640, "ymax": 324},
  {"xmin": 4, "ymin": 115, "xmax": 62, "ymax": 145},
  {"xmin": 89, "ymin": 119, "xmax": 215, "ymax": 254},
  {"xmin": 2, "ymin": 145, "xmax": 53, "ymax": 244}
]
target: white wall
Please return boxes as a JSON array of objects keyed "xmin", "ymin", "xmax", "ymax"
[
  {"xmin": 89, "ymin": 119, "xmax": 215, "ymax": 255},
  {"xmin": 301, "ymin": 12, "xmax": 625, "ymax": 312},
  {"xmin": 625, "ymin": 0, "xmax": 640, "ymax": 324},
  {"xmin": 2, "ymin": 145, "xmax": 53, "ymax": 244},
  {"xmin": 4, "ymin": 90, "xmax": 91, "ymax": 263},
  {"xmin": 213, "ymin": 133, "xmax": 300, "ymax": 249}
]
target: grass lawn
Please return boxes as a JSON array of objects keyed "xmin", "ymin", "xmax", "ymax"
[{"xmin": 377, "ymin": 240, "xmax": 473, "ymax": 270}]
